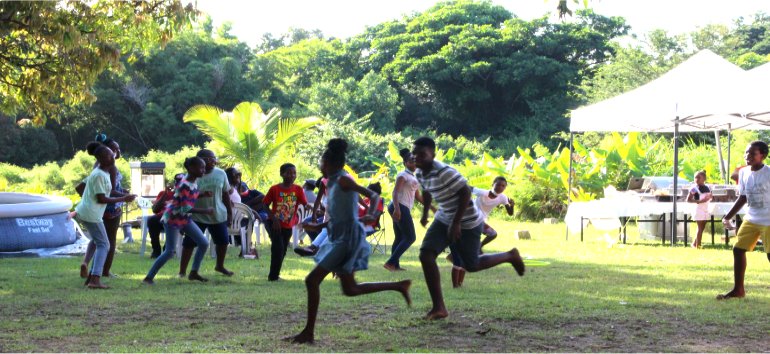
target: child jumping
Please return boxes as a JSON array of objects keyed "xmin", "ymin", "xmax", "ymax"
[
  {"xmin": 76, "ymin": 142, "xmax": 135, "ymax": 289},
  {"xmin": 287, "ymin": 139, "xmax": 411, "ymax": 344},
  {"xmin": 718, "ymin": 141, "xmax": 770, "ymax": 300},
  {"xmin": 143, "ymin": 157, "xmax": 213, "ymax": 285},
  {"xmin": 412, "ymin": 137, "xmax": 524, "ymax": 319},
  {"xmin": 687, "ymin": 170, "xmax": 712, "ymax": 249}
]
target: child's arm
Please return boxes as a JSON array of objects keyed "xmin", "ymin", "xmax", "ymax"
[
  {"xmin": 75, "ymin": 182, "xmax": 85, "ymax": 197},
  {"xmin": 96, "ymin": 193, "xmax": 135, "ymax": 205},
  {"xmin": 420, "ymin": 191, "xmax": 433, "ymax": 227},
  {"xmin": 189, "ymin": 207, "xmax": 215, "ymax": 215},
  {"xmin": 504, "ymin": 198, "xmax": 514, "ymax": 216},
  {"xmin": 414, "ymin": 189, "xmax": 437, "ymax": 213},
  {"xmin": 338, "ymin": 176, "xmax": 380, "ymax": 223},
  {"xmin": 310, "ymin": 183, "xmax": 325, "ymax": 218},
  {"xmin": 686, "ymin": 191, "xmax": 696, "ymax": 203},
  {"xmin": 722, "ymin": 195, "xmax": 747, "ymax": 227}
]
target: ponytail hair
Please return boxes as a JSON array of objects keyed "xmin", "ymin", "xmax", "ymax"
[{"xmin": 322, "ymin": 138, "xmax": 348, "ymax": 169}]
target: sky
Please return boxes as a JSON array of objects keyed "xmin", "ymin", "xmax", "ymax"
[{"xmin": 195, "ymin": 0, "xmax": 768, "ymax": 47}]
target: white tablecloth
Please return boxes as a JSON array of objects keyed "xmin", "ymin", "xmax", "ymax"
[{"xmin": 565, "ymin": 198, "xmax": 741, "ymax": 231}]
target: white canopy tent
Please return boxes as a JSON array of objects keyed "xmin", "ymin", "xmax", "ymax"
[{"xmin": 568, "ymin": 50, "xmax": 770, "ymax": 245}]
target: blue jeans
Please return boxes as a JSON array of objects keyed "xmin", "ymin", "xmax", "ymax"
[
  {"xmin": 302, "ymin": 216, "xmax": 324, "ymax": 241},
  {"xmin": 80, "ymin": 220, "xmax": 109, "ymax": 276},
  {"xmin": 146, "ymin": 221, "xmax": 209, "ymax": 280},
  {"xmin": 386, "ymin": 203, "xmax": 416, "ymax": 268}
]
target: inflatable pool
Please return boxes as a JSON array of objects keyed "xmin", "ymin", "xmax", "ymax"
[{"xmin": 0, "ymin": 192, "xmax": 76, "ymax": 252}]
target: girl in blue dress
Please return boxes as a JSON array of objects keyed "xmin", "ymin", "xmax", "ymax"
[{"xmin": 288, "ymin": 138, "xmax": 412, "ymax": 344}]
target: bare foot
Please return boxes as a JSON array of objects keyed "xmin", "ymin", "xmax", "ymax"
[
  {"xmin": 142, "ymin": 278, "xmax": 154, "ymax": 286},
  {"xmin": 509, "ymin": 248, "xmax": 525, "ymax": 276},
  {"xmin": 398, "ymin": 280, "xmax": 412, "ymax": 307},
  {"xmin": 383, "ymin": 263, "xmax": 397, "ymax": 272},
  {"xmin": 425, "ymin": 308, "xmax": 448, "ymax": 320},
  {"xmin": 284, "ymin": 329, "xmax": 314, "ymax": 344},
  {"xmin": 86, "ymin": 276, "xmax": 109, "ymax": 289},
  {"xmin": 716, "ymin": 289, "xmax": 745, "ymax": 300},
  {"xmin": 80, "ymin": 263, "xmax": 88, "ymax": 278},
  {"xmin": 178, "ymin": 272, "xmax": 186, "ymax": 279},
  {"xmin": 188, "ymin": 271, "xmax": 208, "ymax": 282},
  {"xmin": 215, "ymin": 267, "xmax": 234, "ymax": 276}
]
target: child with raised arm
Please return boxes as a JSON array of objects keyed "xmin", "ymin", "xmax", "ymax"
[
  {"xmin": 143, "ymin": 157, "xmax": 214, "ymax": 285},
  {"xmin": 687, "ymin": 170, "xmax": 712, "ymax": 249},
  {"xmin": 718, "ymin": 141, "xmax": 770, "ymax": 300},
  {"xmin": 287, "ymin": 139, "xmax": 411, "ymax": 344},
  {"xmin": 412, "ymin": 136, "xmax": 524, "ymax": 319},
  {"xmin": 76, "ymin": 142, "xmax": 136, "ymax": 289}
]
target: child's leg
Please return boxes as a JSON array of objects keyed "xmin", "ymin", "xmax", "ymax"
[
  {"xmin": 338, "ymin": 272, "xmax": 411, "ymax": 305},
  {"xmin": 718, "ymin": 248, "xmax": 747, "ymax": 299},
  {"xmin": 479, "ymin": 223, "xmax": 497, "ymax": 251},
  {"xmin": 80, "ymin": 241, "xmax": 96, "ymax": 278},
  {"xmin": 101, "ymin": 215, "xmax": 121, "ymax": 276},
  {"xmin": 288, "ymin": 266, "xmax": 330, "ymax": 344},
  {"xmin": 694, "ymin": 220, "xmax": 707, "ymax": 248},
  {"xmin": 209, "ymin": 222, "xmax": 233, "ymax": 276},
  {"xmin": 456, "ymin": 224, "xmax": 525, "ymax": 276},
  {"xmin": 145, "ymin": 224, "xmax": 178, "ymax": 282},
  {"xmin": 386, "ymin": 204, "xmax": 416, "ymax": 269},
  {"xmin": 185, "ymin": 222, "xmax": 210, "ymax": 281},
  {"xmin": 419, "ymin": 221, "xmax": 452, "ymax": 319}
]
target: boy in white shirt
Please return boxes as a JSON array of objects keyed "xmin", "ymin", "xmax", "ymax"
[
  {"xmin": 719, "ymin": 141, "xmax": 770, "ymax": 300},
  {"xmin": 472, "ymin": 176, "xmax": 514, "ymax": 252}
]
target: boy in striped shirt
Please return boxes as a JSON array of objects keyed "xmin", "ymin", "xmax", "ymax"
[{"xmin": 412, "ymin": 137, "xmax": 525, "ymax": 320}]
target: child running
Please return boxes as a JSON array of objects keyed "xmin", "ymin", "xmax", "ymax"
[
  {"xmin": 263, "ymin": 163, "xmax": 307, "ymax": 281},
  {"xmin": 451, "ymin": 176, "xmax": 515, "ymax": 287},
  {"xmin": 718, "ymin": 141, "xmax": 770, "ymax": 300},
  {"xmin": 687, "ymin": 170, "xmax": 712, "ymax": 249},
  {"xmin": 143, "ymin": 157, "xmax": 213, "ymax": 285},
  {"xmin": 76, "ymin": 142, "xmax": 135, "ymax": 289},
  {"xmin": 287, "ymin": 139, "xmax": 411, "ymax": 344},
  {"xmin": 412, "ymin": 137, "xmax": 524, "ymax": 319}
]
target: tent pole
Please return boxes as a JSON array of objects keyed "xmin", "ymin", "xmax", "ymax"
[
  {"xmin": 566, "ymin": 132, "xmax": 574, "ymax": 241},
  {"xmin": 715, "ymin": 130, "xmax": 726, "ymax": 183},
  {"xmin": 672, "ymin": 116, "xmax": 679, "ymax": 246},
  {"xmin": 727, "ymin": 125, "xmax": 732, "ymax": 185}
]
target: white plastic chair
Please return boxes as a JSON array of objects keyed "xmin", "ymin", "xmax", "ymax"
[
  {"xmin": 136, "ymin": 197, "xmax": 155, "ymax": 257},
  {"xmin": 229, "ymin": 202, "xmax": 255, "ymax": 256},
  {"xmin": 292, "ymin": 204, "xmax": 314, "ymax": 248}
]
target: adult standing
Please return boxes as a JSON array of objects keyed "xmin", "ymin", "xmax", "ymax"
[{"xmin": 178, "ymin": 149, "xmax": 234, "ymax": 278}]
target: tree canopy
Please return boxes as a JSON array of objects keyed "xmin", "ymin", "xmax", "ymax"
[{"xmin": 0, "ymin": 0, "xmax": 196, "ymax": 122}]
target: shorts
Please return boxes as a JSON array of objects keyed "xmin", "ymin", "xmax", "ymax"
[
  {"xmin": 183, "ymin": 221, "xmax": 229, "ymax": 247},
  {"xmin": 420, "ymin": 220, "xmax": 483, "ymax": 271},
  {"xmin": 733, "ymin": 220, "xmax": 770, "ymax": 253}
]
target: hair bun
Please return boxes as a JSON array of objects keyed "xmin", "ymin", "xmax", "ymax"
[
  {"xmin": 86, "ymin": 141, "xmax": 103, "ymax": 156},
  {"xmin": 327, "ymin": 138, "xmax": 348, "ymax": 154},
  {"xmin": 399, "ymin": 148, "xmax": 411, "ymax": 160},
  {"xmin": 95, "ymin": 133, "xmax": 107, "ymax": 143}
]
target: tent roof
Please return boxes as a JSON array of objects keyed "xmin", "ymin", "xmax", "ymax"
[{"xmin": 570, "ymin": 50, "xmax": 770, "ymax": 133}]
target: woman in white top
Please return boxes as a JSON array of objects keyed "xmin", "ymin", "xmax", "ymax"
[
  {"xmin": 686, "ymin": 170, "xmax": 712, "ymax": 249},
  {"xmin": 384, "ymin": 148, "xmax": 432, "ymax": 271}
]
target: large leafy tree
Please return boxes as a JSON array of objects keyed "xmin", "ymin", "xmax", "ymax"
[
  {"xmin": 0, "ymin": 0, "xmax": 196, "ymax": 122},
  {"xmin": 183, "ymin": 102, "xmax": 321, "ymax": 184}
]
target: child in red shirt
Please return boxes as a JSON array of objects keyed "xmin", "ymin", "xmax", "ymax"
[{"xmin": 263, "ymin": 163, "xmax": 307, "ymax": 281}]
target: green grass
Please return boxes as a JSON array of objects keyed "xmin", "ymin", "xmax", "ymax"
[{"xmin": 1, "ymin": 216, "xmax": 769, "ymax": 352}]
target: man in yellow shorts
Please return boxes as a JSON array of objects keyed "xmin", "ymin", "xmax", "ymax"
[{"xmin": 719, "ymin": 141, "xmax": 770, "ymax": 300}]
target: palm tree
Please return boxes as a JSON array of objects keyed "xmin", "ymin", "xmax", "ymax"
[{"xmin": 183, "ymin": 101, "xmax": 321, "ymax": 185}]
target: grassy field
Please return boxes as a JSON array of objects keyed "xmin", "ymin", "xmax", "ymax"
[{"xmin": 1, "ymin": 216, "xmax": 769, "ymax": 352}]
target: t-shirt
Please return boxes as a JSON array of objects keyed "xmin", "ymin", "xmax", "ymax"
[
  {"xmin": 738, "ymin": 165, "xmax": 770, "ymax": 226},
  {"xmin": 264, "ymin": 184, "xmax": 307, "ymax": 229},
  {"xmin": 162, "ymin": 179, "xmax": 199, "ymax": 229},
  {"xmin": 395, "ymin": 169, "xmax": 420, "ymax": 209},
  {"xmin": 416, "ymin": 161, "xmax": 482, "ymax": 229},
  {"xmin": 228, "ymin": 187, "xmax": 241, "ymax": 204},
  {"xmin": 472, "ymin": 187, "xmax": 510, "ymax": 220},
  {"xmin": 690, "ymin": 184, "xmax": 712, "ymax": 217},
  {"xmin": 75, "ymin": 168, "xmax": 112, "ymax": 223},
  {"xmin": 192, "ymin": 168, "xmax": 231, "ymax": 224}
]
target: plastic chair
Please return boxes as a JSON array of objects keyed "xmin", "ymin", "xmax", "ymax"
[
  {"xmin": 367, "ymin": 212, "xmax": 388, "ymax": 255},
  {"xmin": 292, "ymin": 204, "xmax": 314, "ymax": 248},
  {"xmin": 207, "ymin": 202, "xmax": 255, "ymax": 258},
  {"xmin": 136, "ymin": 197, "xmax": 155, "ymax": 257}
]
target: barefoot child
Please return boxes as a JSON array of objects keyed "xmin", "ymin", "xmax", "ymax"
[
  {"xmin": 687, "ymin": 170, "xmax": 712, "ymax": 249},
  {"xmin": 288, "ymin": 139, "xmax": 411, "ymax": 344},
  {"xmin": 451, "ymin": 176, "xmax": 515, "ymax": 287},
  {"xmin": 718, "ymin": 141, "xmax": 770, "ymax": 300},
  {"xmin": 143, "ymin": 157, "xmax": 214, "ymax": 285},
  {"xmin": 412, "ymin": 137, "xmax": 524, "ymax": 319},
  {"xmin": 263, "ymin": 163, "xmax": 308, "ymax": 281},
  {"xmin": 76, "ymin": 142, "xmax": 136, "ymax": 289}
]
